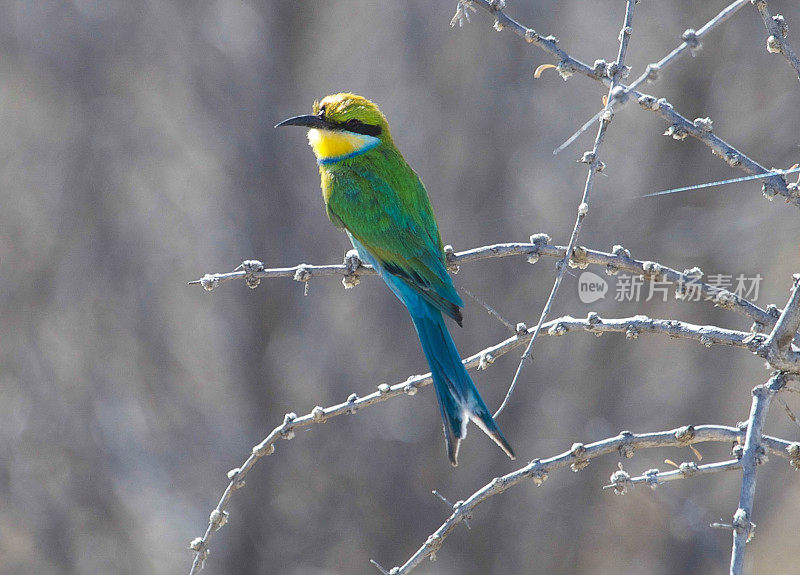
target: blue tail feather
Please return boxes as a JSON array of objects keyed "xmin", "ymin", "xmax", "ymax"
[
  {"xmin": 411, "ymin": 309, "xmax": 515, "ymax": 465},
  {"xmin": 348, "ymin": 233, "xmax": 515, "ymax": 465}
]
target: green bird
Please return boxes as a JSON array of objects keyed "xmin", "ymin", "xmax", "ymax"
[{"xmin": 276, "ymin": 93, "xmax": 514, "ymax": 465}]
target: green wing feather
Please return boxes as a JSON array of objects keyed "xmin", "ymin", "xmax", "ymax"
[{"xmin": 322, "ymin": 147, "xmax": 464, "ymax": 324}]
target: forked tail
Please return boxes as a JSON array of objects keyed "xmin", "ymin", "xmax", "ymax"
[{"xmin": 411, "ymin": 307, "xmax": 515, "ymax": 466}]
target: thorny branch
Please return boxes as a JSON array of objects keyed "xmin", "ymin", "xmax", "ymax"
[
  {"xmin": 752, "ymin": 0, "xmax": 800, "ymax": 83},
  {"xmin": 557, "ymin": 0, "xmax": 750, "ymax": 153},
  {"xmin": 765, "ymin": 274, "xmax": 800, "ymax": 352},
  {"xmin": 728, "ymin": 284, "xmax": 800, "ymax": 573},
  {"xmin": 730, "ymin": 373, "xmax": 787, "ymax": 575},
  {"xmin": 465, "ymin": 0, "xmax": 800, "ymax": 206},
  {"xmin": 605, "ymin": 459, "xmax": 743, "ymax": 492},
  {"xmin": 190, "ymin": 239, "xmax": 796, "ymax": 344},
  {"xmin": 383, "ymin": 424, "xmax": 797, "ymax": 575},
  {"xmin": 188, "ymin": 3, "xmax": 800, "ymax": 574},
  {"xmin": 187, "ymin": 308, "xmax": 800, "ymax": 573},
  {"xmin": 495, "ymin": 0, "xmax": 638, "ymax": 417}
]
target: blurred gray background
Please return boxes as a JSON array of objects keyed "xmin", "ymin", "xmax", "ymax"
[{"xmin": 2, "ymin": 1, "xmax": 799, "ymax": 573}]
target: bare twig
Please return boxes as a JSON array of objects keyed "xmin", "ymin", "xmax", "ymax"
[
  {"xmin": 388, "ymin": 425, "xmax": 795, "ymax": 574},
  {"xmin": 465, "ymin": 0, "xmax": 799, "ymax": 206},
  {"xmin": 727, "ymin": 284, "xmax": 800, "ymax": 575},
  {"xmin": 764, "ymin": 274, "xmax": 800, "ymax": 352},
  {"xmin": 459, "ymin": 285, "xmax": 517, "ymax": 332},
  {"xmin": 432, "ymin": 490, "xmax": 471, "ymax": 529},
  {"xmin": 776, "ymin": 395, "xmax": 800, "ymax": 430},
  {"xmin": 187, "ymin": 310, "xmax": 800, "ymax": 574},
  {"xmin": 494, "ymin": 0, "xmax": 638, "ymax": 418},
  {"xmin": 370, "ymin": 559, "xmax": 392, "ymax": 575},
  {"xmin": 639, "ymin": 96, "xmax": 798, "ymax": 206},
  {"xmin": 752, "ymin": 0, "xmax": 800, "ymax": 82},
  {"xmin": 730, "ymin": 373, "xmax": 787, "ymax": 575},
  {"xmin": 189, "ymin": 241, "xmax": 795, "ymax": 344},
  {"xmin": 557, "ymin": 0, "xmax": 751, "ymax": 152},
  {"xmin": 605, "ymin": 459, "xmax": 742, "ymax": 492},
  {"xmin": 632, "ymin": 0, "xmax": 747, "ymax": 81},
  {"xmin": 464, "ymin": 0, "xmax": 608, "ymax": 82},
  {"xmin": 519, "ymin": 314, "xmax": 769, "ymax": 359}
]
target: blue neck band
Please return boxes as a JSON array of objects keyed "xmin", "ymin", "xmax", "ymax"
[{"xmin": 317, "ymin": 139, "xmax": 380, "ymax": 165}]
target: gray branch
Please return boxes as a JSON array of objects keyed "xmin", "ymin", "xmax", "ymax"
[
  {"xmin": 764, "ymin": 274, "xmax": 800, "ymax": 352},
  {"xmin": 558, "ymin": 0, "xmax": 750, "ymax": 152},
  {"xmin": 621, "ymin": 0, "xmax": 749, "ymax": 96},
  {"xmin": 495, "ymin": 0, "xmax": 638, "ymax": 417},
  {"xmin": 387, "ymin": 425, "xmax": 796, "ymax": 575},
  {"xmin": 606, "ymin": 459, "xmax": 743, "ymax": 493},
  {"xmin": 188, "ymin": 312, "xmax": 800, "ymax": 573},
  {"xmin": 466, "ymin": 0, "xmax": 799, "ymax": 206},
  {"xmin": 752, "ymin": 0, "xmax": 800, "ymax": 83},
  {"xmin": 189, "ymin": 240, "xmax": 791, "ymax": 343},
  {"xmin": 729, "ymin": 373, "xmax": 788, "ymax": 575}
]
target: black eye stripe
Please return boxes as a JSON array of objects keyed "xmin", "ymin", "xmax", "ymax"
[
  {"xmin": 316, "ymin": 108, "xmax": 382, "ymax": 136},
  {"xmin": 343, "ymin": 120, "xmax": 382, "ymax": 137}
]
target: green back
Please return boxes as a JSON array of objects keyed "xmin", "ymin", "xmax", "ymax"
[{"xmin": 321, "ymin": 144, "xmax": 464, "ymax": 323}]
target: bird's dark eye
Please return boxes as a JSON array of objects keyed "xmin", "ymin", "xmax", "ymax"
[
  {"xmin": 318, "ymin": 106, "xmax": 326, "ymax": 118},
  {"xmin": 342, "ymin": 118, "xmax": 382, "ymax": 136}
]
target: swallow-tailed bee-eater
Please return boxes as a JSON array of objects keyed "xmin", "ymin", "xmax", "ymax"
[{"xmin": 276, "ymin": 93, "xmax": 514, "ymax": 465}]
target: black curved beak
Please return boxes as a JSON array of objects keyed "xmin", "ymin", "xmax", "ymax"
[{"xmin": 274, "ymin": 114, "xmax": 334, "ymax": 130}]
